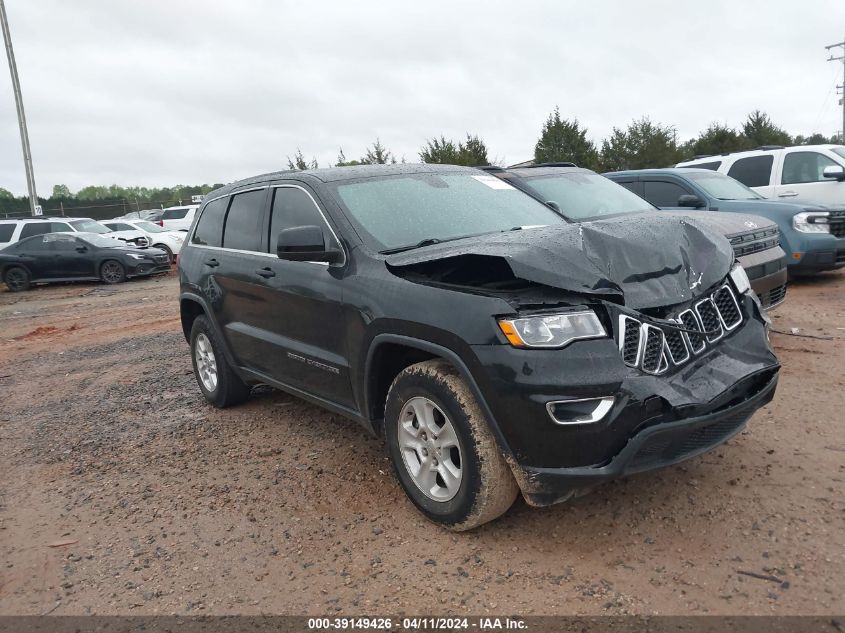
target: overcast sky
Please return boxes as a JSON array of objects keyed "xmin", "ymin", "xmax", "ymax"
[{"xmin": 1, "ymin": 0, "xmax": 844, "ymax": 195}]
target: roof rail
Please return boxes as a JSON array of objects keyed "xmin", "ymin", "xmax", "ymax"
[
  {"xmin": 476, "ymin": 165, "xmax": 505, "ymax": 172},
  {"xmin": 525, "ymin": 161, "xmax": 578, "ymax": 168},
  {"xmin": 755, "ymin": 145, "xmax": 784, "ymax": 151}
]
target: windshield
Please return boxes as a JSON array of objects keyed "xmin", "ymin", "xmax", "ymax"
[
  {"xmin": 684, "ymin": 171, "xmax": 763, "ymax": 200},
  {"xmin": 76, "ymin": 233, "xmax": 124, "ymax": 248},
  {"xmin": 136, "ymin": 221, "xmax": 167, "ymax": 233},
  {"xmin": 69, "ymin": 219, "xmax": 110, "ymax": 234},
  {"xmin": 831, "ymin": 147, "xmax": 845, "ymax": 161},
  {"xmin": 331, "ymin": 172, "xmax": 563, "ymax": 252},
  {"xmin": 521, "ymin": 172, "xmax": 654, "ymax": 220}
]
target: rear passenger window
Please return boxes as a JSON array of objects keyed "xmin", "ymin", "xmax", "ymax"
[
  {"xmin": 223, "ymin": 190, "xmax": 266, "ymax": 252},
  {"xmin": 192, "ymin": 198, "xmax": 228, "ymax": 246},
  {"xmin": 163, "ymin": 208, "xmax": 189, "ymax": 220},
  {"xmin": 19, "ymin": 223, "xmax": 50, "ymax": 239},
  {"xmin": 781, "ymin": 152, "xmax": 840, "ymax": 184},
  {"xmin": 269, "ymin": 187, "xmax": 329, "ymax": 253},
  {"xmin": 0, "ymin": 224, "xmax": 13, "ymax": 242},
  {"xmin": 642, "ymin": 181, "xmax": 690, "ymax": 207},
  {"xmin": 727, "ymin": 156, "xmax": 773, "ymax": 187}
]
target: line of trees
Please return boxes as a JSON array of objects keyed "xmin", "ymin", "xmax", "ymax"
[{"xmin": 2, "ymin": 108, "xmax": 842, "ymax": 216}]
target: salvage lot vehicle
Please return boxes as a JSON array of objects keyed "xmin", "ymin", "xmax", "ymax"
[
  {"xmin": 159, "ymin": 205, "xmax": 199, "ymax": 231},
  {"xmin": 606, "ymin": 168, "xmax": 844, "ymax": 278},
  {"xmin": 178, "ymin": 164, "xmax": 779, "ymax": 530},
  {"xmin": 1, "ymin": 232, "xmax": 171, "ymax": 292},
  {"xmin": 102, "ymin": 219, "xmax": 184, "ymax": 262},
  {"xmin": 488, "ymin": 164, "xmax": 788, "ymax": 309},
  {"xmin": 0, "ymin": 216, "xmax": 149, "ymax": 249},
  {"xmin": 676, "ymin": 144, "xmax": 845, "ymax": 207}
]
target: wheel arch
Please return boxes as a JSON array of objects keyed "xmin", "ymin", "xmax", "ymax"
[
  {"xmin": 180, "ymin": 294, "xmax": 208, "ymax": 342},
  {"xmin": 364, "ymin": 334, "xmax": 513, "ymax": 458}
]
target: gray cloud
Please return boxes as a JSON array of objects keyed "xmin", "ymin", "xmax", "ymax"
[{"xmin": 1, "ymin": 0, "xmax": 843, "ymax": 194}]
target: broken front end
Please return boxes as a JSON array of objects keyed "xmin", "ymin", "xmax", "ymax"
[{"xmin": 387, "ymin": 218, "xmax": 780, "ymax": 507}]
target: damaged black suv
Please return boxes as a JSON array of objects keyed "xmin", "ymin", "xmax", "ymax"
[{"xmin": 178, "ymin": 164, "xmax": 779, "ymax": 530}]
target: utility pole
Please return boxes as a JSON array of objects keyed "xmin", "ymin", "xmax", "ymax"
[
  {"xmin": 0, "ymin": 0, "xmax": 39, "ymax": 216},
  {"xmin": 826, "ymin": 36, "xmax": 845, "ymax": 142}
]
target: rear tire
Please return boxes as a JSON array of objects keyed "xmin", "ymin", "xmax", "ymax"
[
  {"xmin": 153, "ymin": 244, "xmax": 174, "ymax": 263},
  {"xmin": 190, "ymin": 315, "xmax": 250, "ymax": 408},
  {"xmin": 3, "ymin": 266, "xmax": 31, "ymax": 292},
  {"xmin": 385, "ymin": 359, "xmax": 518, "ymax": 531},
  {"xmin": 100, "ymin": 260, "xmax": 126, "ymax": 284}
]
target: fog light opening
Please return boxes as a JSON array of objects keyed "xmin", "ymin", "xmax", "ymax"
[{"xmin": 546, "ymin": 396, "xmax": 615, "ymax": 425}]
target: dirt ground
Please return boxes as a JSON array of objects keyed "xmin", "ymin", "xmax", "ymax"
[{"xmin": 0, "ymin": 270, "xmax": 842, "ymax": 617}]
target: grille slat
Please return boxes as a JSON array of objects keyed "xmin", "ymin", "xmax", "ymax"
[
  {"xmin": 618, "ymin": 284, "xmax": 743, "ymax": 373},
  {"xmin": 640, "ymin": 325, "xmax": 665, "ymax": 374},
  {"xmin": 695, "ymin": 298, "xmax": 723, "ymax": 342},
  {"xmin": 713, "ymin": 285, "xmax": 742, "ymax": 330}
]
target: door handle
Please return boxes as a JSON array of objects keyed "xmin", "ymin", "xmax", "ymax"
[
  {"xmin": 254, "ymin": 267, "xmax": 275, "ymax": 278},
  {"xmin": 778, "ymin": 191, "xmax": 798, "ymax": 198},
  {"xmin": 204, "ymin": 258, "xmax": 220, "ymax": 268}
]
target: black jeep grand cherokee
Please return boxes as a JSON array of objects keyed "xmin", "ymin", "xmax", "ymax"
[{"xmin": 178, "ymin": 164, "xmax": 779, "ymax": 530}]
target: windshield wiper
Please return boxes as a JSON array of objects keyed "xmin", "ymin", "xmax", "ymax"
[
  {"xmin": 379, "ymin": 233, "xmax": 486, "ymax": 255},
  {"xmin": 379, "ymin": 238, "xmax": 444, "ymax": 255}
]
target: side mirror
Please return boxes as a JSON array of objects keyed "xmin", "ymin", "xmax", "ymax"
[
  {"xmin": 546, "ymin": 200, "xmax": 562, "ymax": 213},
  {"xmin": 76, "ymin": 246, "xmax": 88, "ymax": 253},
  {"xmin": 677, "ymin": 194, "xmax": 704, "ymax": 208},
  {"xmin": 276, "ymin": 225, "xmax": 342, "ymax": 264},
  {"xmin": 822, "ymin": 165, "xmax": 845, "ymax": 181}
]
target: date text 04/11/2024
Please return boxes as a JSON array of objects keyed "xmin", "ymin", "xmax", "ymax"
[{"xmin": 306, "ymin": 617, "xmax": 527, "ymax": 630}]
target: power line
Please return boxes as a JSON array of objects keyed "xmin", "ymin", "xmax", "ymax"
[
  {"xmin": 825, "ymin": 36, "xmax": 845, "ymax": 141},
  {"xmin": 0, "ymin": 0, "xmax": 39, "ymax": 216}
]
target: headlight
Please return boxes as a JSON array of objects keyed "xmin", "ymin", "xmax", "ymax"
[
  {"xmin": 729, "ymin": 263, "xmax": 751, "ymax": 295},
  {"xmin": 171, "ymin": 235, "xmax": 184, "ymax": 243},
  {"xmin": 498, "ymin": 310, "xmax": 606, "ymax": 348},
  {"xmin": 127, "ymin": 253, "xmax": 149, "ymax": 260},
  {"xmin": 793, "ymin": 211, "xmax": 830, "ymax": 233}
]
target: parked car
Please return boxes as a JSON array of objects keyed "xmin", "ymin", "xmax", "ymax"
[
  {"xmin": 488, "ymin": 164, "xmax": 787, "ymax": 308},
  {"xmin": 1, "ymin": 232, "xmax": 171, "ymax": 292},
  {"xmin": 159, "ymin": 205, "xmax": 198, "ymax": 231},
  {"xmin": 0, "ymin": 216, "xmax": 149, "ymax": 249},
  {"xmin": 606, "ymin": 168, "xmax": 845, "ymax": 277},
  {"xmin": 102, "ymin": 219, "xmax": 183, "ymax": 261},
  {"xmin": 178, "ymin": 164, "xmax": 779, "ymax": 530},
  {"xmin": 675, "ymin": 144, "xmax": 845, "ymax": 207}
]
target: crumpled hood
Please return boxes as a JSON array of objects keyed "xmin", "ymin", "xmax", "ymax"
[{"xmin": 385, "ymin": 215, "xmax": 734, "ymax": 309}]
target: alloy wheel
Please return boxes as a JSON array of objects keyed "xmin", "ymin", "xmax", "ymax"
[
  {"xmin": 194, "ymin": 333, "xmax": 218, "ymax": 392},
  {"xmin": 398, "ymin": 396, "xmax": 463, "ymax": 501}
]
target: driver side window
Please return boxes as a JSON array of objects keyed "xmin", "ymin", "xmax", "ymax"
[
  {"xmin": 268, "ymin": 187, "xmax": 331, "ymax": 254},
  {"xmin": 782, "ymin": 152, "xmax": 839, "ymax": 184}
]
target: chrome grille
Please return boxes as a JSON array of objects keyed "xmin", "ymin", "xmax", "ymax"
[
  {"xmin": 678, "ymin": 309, "xmax": 705, "ymax": 353},
  {"xmin": 640, "ymin": 325, "xmax": 665, "ymax": 374},
  {"xmin": 695, "ymin": 298, "xmax": 723, "ymax": 342},
  {"xmin": 617, "ymin": 284, "xmax": 743, "ymax": 374}
]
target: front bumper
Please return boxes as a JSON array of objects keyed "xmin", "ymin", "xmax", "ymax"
[
  {"xmin": 785, "ymin": 234, "xmax": 845, "ymax": 274},
  {"xmin": 127, "ymin": 261, "xmax": 171, "ymax": 277},
  {"xmin": 469, "ymin": 294, "xmax": 779, "ymax": 504},
  {"xmin": 512, "ymin": 369, "xmax": 777, "ymax": 507},
  {"xmin": 737, "ymin": 246, "xmax": 787, "ymax": 309}
]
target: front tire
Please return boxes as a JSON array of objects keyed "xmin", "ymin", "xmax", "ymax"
[
  {"xmin": 100, "ymin": 260, "xmax": 126, "ymax": 284},
  {"xmin": 385, "ymin": 360, "xmax": 518, "ymax": 531},
  {"xmin": 3, "ymin": 266, "xmax": 31, "ymax": 292},
  {"xmin": 190, "ymin": 315, "xmax": 250, "ymax": 408}
]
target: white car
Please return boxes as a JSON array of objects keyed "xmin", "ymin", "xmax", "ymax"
[
  {"xmin": 0, "ymin": 217, "xmax": 148, "ymax": 249},
  {"xmin": 102, "ymin": 219, "xmax": 183, "ymax": 261},
  {"xmin": 158, "ymin": 205, "xmax": 199, "ymax": 231},
  {"xmin": 676, "ymin": 144, "xmax": 845, "ymax": 206}
]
